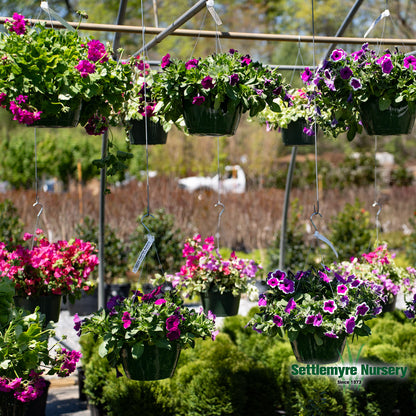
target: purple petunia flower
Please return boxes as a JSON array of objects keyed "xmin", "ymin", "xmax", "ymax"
[
  {"xmin": 356, "ymin": 302, "xmax": 369, "ymax": 316},
  {"xmin": 192, "ymin": 95, "xmax": 205, "ymax": 105},
  {"xmin": 351, "ymin": 279, "xmax": 361, "ymax": 288},
  {"xmin": 324, "ymin": 331, "xmax": 338, "ymax": 338},
  {"xmin": 122, "ymin": 311, "xmax": 132, "ymax": 329},
  {"xmin": 273, "ymin": 315, "xmax": 283, "ymax": 327},
  {"xmin": 279, "ymin": 278, "xmax": 295, "ymax": 294},
  {"xmin": 404, "ymin": 309, "xmax": 415, "ymax": 319},
  {"xmin": 337, "ymin": 285, "xmax": 348, "ymax": 295},
  {"xmin": 285, "ymin": 297, "xmax": 297, "ymax": 313},
  {"xmin": 339, "ymin": 66, "xmax": 353, "ymax": 80},
  {"xmin": 404, "ymin": 55, "xmax": 416, "ymax": 71},
  {"xmin": 313, "ymin": 314, "xmax": 323, "ymax": 327},
  {"xmin": 273, "ymin": 85, "xmax": 283, "ymax": 96},
  {"xmin": 241, "ymin": 55, "xmax": 252, "ymax": 66},
  {"xmin": 301, "ymin": 67, "xmax": 313, "ymax": 84},
  {"xmin": 318, "ymin": 270, "xmax": 331, "ymax": 283},
  {"xmin": 331, "ymin": 48, "xmax": 346, "ymax": 61},
  {"xmin": 345, "ymin": 316, "xmax": 356, "ymax": 334},
  {"xmin": 349, "ymin": 77, "xmax": 362, "ymax": 91},
  {"xmin": 267, "ymin": 277, "xmax": 279, "ymax": 287},
  {"xmin": 229, "ymin": 73, "xmax": 239, "ymax": 86},
  {"xmin": 381, "ymin": 58, "xmax": 393, "ymax": 74},
  {"xmin": 305, "ymin": 315, "xmax": 315, "ymax": 325},
  {"xmin": 268, "ymin": 269, "xmax": 286, "ymax": 280},
  {"xmin": 201, "ymin": 76, "xmax": 215, "ymax": 89},
  {"xmin": 340, "ymin": 295, "xmax": 349, "ymax": 307},
  {"xmin": 229, "ymin": 48, "xmax": 237, "ymax": 54},
  {"xmin": 185, "ymin": 59, "xmax": 199, "ymax": 69},
  {"xmin": 323, "ymin": 300, "xmax": 337, "ymax": 314},
  {"xmin": 351, "ymin": 49, "xmax": 365, "ymax": 61},
  {"xmin": 258, "ymin": 294, "xmax": 267, "ymax": 307}
]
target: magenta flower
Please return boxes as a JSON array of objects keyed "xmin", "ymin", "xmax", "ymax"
[
  {"xmin": 6, "ymin": 13, "xmax": 27, "ymax": 35},
  {"xmin": 331, "ymin": 48, "xmax": 346, "ymax": 61},
  {"xmin": 240, "ymin": 55, "xmax": 252, "ymax": 66},
  {"xmin": 323, "ymin": 300, "xmax": 337, "ymax": 314},
  {"xmin": 258, "ymin": 295, "xmax": 267, "ymax": 307},
  {"xmin": 345, "ymin": 316, "xmax": 356, "ymax": 334},
  {"xmin": 154, "ymin": 298, "xmax": 166, "ymax": 305},
  {"xmin": 337, "ymin": 285, "xmax": 348, "ymax": 294},
  {"xmin": 161, "ymin": 54, "xmax": 171, "ymax": 69},
  {"xmin": 201, "ymin": 76, "xmax": 215, "ymax": 89},
  {"xmin": 313, "ymin": 313, "xmax": 323, "ymax": 326},
  {"xmin": 75, "ymin": 60, "xmax": 96, "ymax": 78},
  {"xmin": 380, "ymin": 58, "xmax": 393, "ymax": 74},
  {"xmin": 185, "ymin": 59, "xmax": 199, "ymax": 69},
  {"xmin": 167, "ymin": 328, "xmax": 181, "ymax": 341},
  {"xmin": 273, "ymin": 315, "xmax": 283, "ymax": 327},
  {"xmin": 301, "ymin": 67, "xmax": 313, "ymax": 84},
  {"xmin": 324, "ymin": 331, "xmax": 338, "ymax": 338},
  {"xmin": 318, "ymin": 270, "xmax": 331, "ymax": 283},
  {"xmin": 284, "ymin": 297, "xmax": 297, "ymax": 313},
  {"xmin": 279, "ymin": 278, "xmax": 295, "ymax": 294},
  {"xmin": 192, "ymin": 95, "xmax": 205, "ymax": 105},
  {"xmin": 87, "ymin": 40, "xmax": 108, "ymax": 63},
  {"xmin": 305, "ymin": 315, "xmax": 315, "ymax": 325},
  {"xmin": 404, "ymin": 55, "xmax": 416, "ymax": 71},
  {"xmin": 229, "ymin": 73, "xmax": 239, "ymax": 86},
  {"xmin": 267, "ymin": 277, "xmax": 279, "ymax": 287},
  {"xmin": 166, "ymin": 315, "xmax": 181, "ymax": 331},
  {"xmin": 122, "ymin": 312, "xmax": 132, "ymax": 329}
]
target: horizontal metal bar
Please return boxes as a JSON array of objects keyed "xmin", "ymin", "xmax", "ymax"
[{"xmin": 2, "ymin": 17, "xmax": 416, "ymax": 46}]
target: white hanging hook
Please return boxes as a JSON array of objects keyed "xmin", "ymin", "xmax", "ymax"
[{"xmin": 372, "ymin": 200, "xmax": 382, "ymax": 217}]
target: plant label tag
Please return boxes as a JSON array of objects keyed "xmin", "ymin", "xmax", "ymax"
[
  {"xmin": 206, "ymin": 0, "xmax": 222, "ymax": 25},
  {"xmin": 132, "ymin": 234, "xmax": 155, "ymax": 273}
]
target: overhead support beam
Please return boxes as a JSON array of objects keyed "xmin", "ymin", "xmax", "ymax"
[{"xmin": 4, "ymin": 17, "xmax": 416, "ymax": 46}]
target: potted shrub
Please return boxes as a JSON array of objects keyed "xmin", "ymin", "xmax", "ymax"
[
  {"xmin": 255, "ymin": 87, "xmax": 316, "ymax": 146},
  {"xmin": 76, "ymin": 284, "xmax": 217, "ymax": 381},
  {"xmin": 302, "ymin": 43, "xmax": 416, "ymax": 140},
  {"xmin": 160, "ymin": 234, "xmax": 261, "ymax": 317},
  {"xmin": 247, "ymin": 266, "xmax": 384, "ymax": 363},
  {"xmin": 152, "ymin": 49, "xmax": 287, "ymax": 136},
  {"xmin": 0, "ymin": 276, "xmax": 81, "ymax": 416},
  {"xmin": 0, "ymin": 229, "xmax": 99, "ymax": 324},
  {"xmin": 0, "ymin": 13, "xmax": 132, "ymax": 134},
  {"xmin": 335, "ymin": 243, "xmax": 416, "ymax": 312},
  {"xmin": 120, "ymin": 56, "xmax": 173, "ymax": 145}
]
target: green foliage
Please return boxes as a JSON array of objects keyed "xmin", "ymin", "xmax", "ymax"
[
  {"xmin": 0, "ymin": 198, "xmax": 24, "ymax": 249},
  {"xmin": 75, "ymin": 216, "xmax": 129, "ymax": 284},
  {"xmin": 325, "ymin": 199, "xmax": 375, "ymax": 262},
  {"xmin": 128, "ymin": 208, "xmax": 184, "ymax": 278}
]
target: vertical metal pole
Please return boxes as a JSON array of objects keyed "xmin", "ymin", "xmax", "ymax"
[
  {"xmin": 98, "ymin": 0, "xmax": 129, "ymax": 310},
  {"xmin": 279, "ymin": 146, "xmax": 297, "ymax": 271}
]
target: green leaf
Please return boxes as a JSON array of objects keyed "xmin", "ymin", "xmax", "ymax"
[
  {"xmin": 314, "ymin": 333, "xmax": 323, "ymax": 346},
  {"xmin": 131, "ymin": 342, "xmax": 144, "ymax": 359},
  {"xmin": 379, "ymin": 96, "xmax": 391, "ymax": 111}
]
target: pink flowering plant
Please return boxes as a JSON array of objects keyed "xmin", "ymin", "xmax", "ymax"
[
  {"xmin": 151, "ymin": 50, "xmax": 287, "ymax": 129},
  {"xmin": 76, "ymin": 285, "xmax": 217, "ymax": 371},
  {"xmin": 247, "ymin": 266, "xmax": 384, "ymax": 343},
  {"xmin": 335, "ymin": 244, "xmax": 416, "ymax": 306},
  {"xmin": 0, "ymin": 276, "xmax": 81, "ymax": 403},
  {"xmin": 0, "ymin": 229, "xmax": 99, "ymax": 303},
  {"xmin": 302, "ymin": 43, "xmax": 416, "ymax": 140},
  {"xmin": 160, "ymin": 234, "xmax": 261, "ymax": 299},
  {"xmin": 0, "ymin": 13, "xmax": 132, "ymax": 135}
]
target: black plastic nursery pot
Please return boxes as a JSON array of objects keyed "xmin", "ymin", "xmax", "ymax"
[
  {"xmin": 128, "ymin": 119, "xmax": 168, "ymax": 145},
  {"xmin": 182, "ymin": 101, "xmax": 242, "ymax": 136},
  {"xmin": 68, "ymin": 288, "xmax": 98, "ymax": 316},
  {"xmin": 14, "ymin": 294, "xmax": 61, "ymax": 324},
  {"xmin": 200, "ymin": 288, "xmax": 240, "ymax": 317},
  {"xmin": 290, "ymin": 332, "xmax": 347, "ymax": 364},
  {"xmin": 281, "ymin": 119, "xmax": 315, "ymax": 146},
  {"xmin": 121, "ymin": 343, "xmax": 181, "ymax": 381},
  {"xmin": 359, "ymin": 96, "xmax": 416, "ymax": 136},
  {"xmin": 32, "ymin": 101, "xmax": 82, "ymax": 128}
]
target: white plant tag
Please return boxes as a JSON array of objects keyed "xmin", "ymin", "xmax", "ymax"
[
  {"xmin": 206, "ymin": 0, "xmax": 222, "ymax": 26},
  {"xmin": 132, "ymin": 234, "xmax": 155, "ymax": 273},
  {"xmin": 40, "ymin": 1, "xmax": 75, "ymax": 31}
]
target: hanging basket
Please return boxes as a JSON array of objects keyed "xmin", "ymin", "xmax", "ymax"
[
  {"xmin": 128, "ymin": 119, "xmax": 168, "ymax": 145},
  {"xmin": 359, "ymin": 96, "xmax": 416, "ymax": 136},
  {"xmin": 121, "ymin": 343, "xmax": 181, "ymax": 381},
  {"xmin": 290, "ymin": 332, "xmax": 347, "ymax": 364},
  {"xmin": 32, "ymin": 100, "xmax": 82, "ymax": 128},
  {"xmin": 0, "ymin": 391, "xmax": 27, "ymax": 416},
  {"xmin": 14, "ymin": 294, "xmax": 61, "ymax": 324},
  {"xmin": 200, "ymin": 288, "xmax": 240, "ymax": 317},
  {"xmin": 182, "ymin": 101, "xmax": 242, "ymax": 136},
  {"xmin": 281, "ymin": 119, "xmax": 315, "ymax": 146}
]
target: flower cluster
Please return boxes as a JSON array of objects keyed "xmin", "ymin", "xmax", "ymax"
[
  {"xmin": 152, "ymin": 49, "xmax": 287, "ymax": 128},
  {"xmin": 0, "ymin": 13, "xmax": 132, "ymax": 134},
  {"xmin": 0, "ymin": 229, "xmax": 99, "ymax": 302},
  {"xmin": 254, "ymin": 87, "xmax": 315, "ymax": 135},
  {"xmin": 301, "ymin": 43, "xmax": 416, "ymax": 140},
  {"xmin": 335, "ymin": 244, "xmax": 416, "ymax": 302},
  {"xmin": 76, "ymin": 285, "xmax": 217, "ymax": 370},
  {"xmin": 247, "ymin": 266, "xmax": 384, "ymax": 342},
  {"xmin": 161, "ymin": 234, "xmax": 261, "ymax": 298},
  {"xmin": 0, "ymin": 277, "xmax": 81, "ymax": 403},
  {"xmin": 120, "ymin": 55, "xmax": 173, "ymax": 133}
]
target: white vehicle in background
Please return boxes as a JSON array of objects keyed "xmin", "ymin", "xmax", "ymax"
[{"xmin": 178, "ymin": 165, "xmax": 246, "ymax": 195}]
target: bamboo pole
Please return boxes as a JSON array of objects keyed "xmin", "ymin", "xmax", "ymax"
[{"xmin": 1, "ymin": 17, "xmax": 416, "ymax": 46}]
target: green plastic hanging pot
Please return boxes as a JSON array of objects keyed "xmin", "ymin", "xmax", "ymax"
[
  {"xmin": 128, "ymin": 119, "xmax": 168, "ymax": 145},
  {"xmin": 32, "ymin": 100, "xmax": 82, "ymax": 128},
  {"xmin": 359, "ymin": 96, "xmax": 416, "ymax": 136},
  {"xmin": 182, "ymin": 101, "xmax": 242, "ymax": 136},
  {"xmin": 121, "ymin": 343, "xmax": 181, "ymax": 381},
  {"xmin": 290, "ymin": 332, "xmax": 347, "ymax": 364},
  {"xmin": 14, "ymin": 294, "xmax": 61, "ymax": 324},
  {"xmin": 200, "ymin": 288, "xmax": 240, "ymax": 317},
  {"xmin": 281, "ymin": 119, "xmax": 315, "ymax": 146}
]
